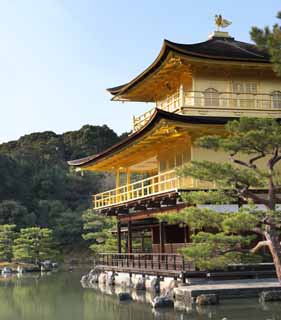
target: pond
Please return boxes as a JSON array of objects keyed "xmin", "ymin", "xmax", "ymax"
[{"xmin": 0, "ymin": 271, "xmax": 281, "ymax": 320}]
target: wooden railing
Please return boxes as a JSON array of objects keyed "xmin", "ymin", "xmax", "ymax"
[
  {"xmin": 93, "ymin": 169, "xmax": 215, "ymax": 209},
  {"xmin": 132, "ymin": 90, "xmax": 281, "ymax": 131},
  {"xmin": 133, "ymin": 107, "xmax": 155, "ymax": 132},
  {"xmin": 96, "ymin": 253, "xmax": 194, "ymax": 273}
]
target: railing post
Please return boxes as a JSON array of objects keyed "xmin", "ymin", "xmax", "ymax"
[
  {"xmin": 117, "ymin": 221, "xmax": 122, "ymax": 254},
  {"xmin": 182, "ymin": 255, "xmax": 185, "ymax": 271},
  {"xmin": 145, "ymin": 255, "xmax": 147, "ymax": 269},
  {"xmin": 128, "ymin": 220, "xmax": 132, "ymax": 254},
  {"xmin": 179, "ymin": 84, "xmax": 184, "ymax": 113},
  {"xmin": 126, "ymin": 168, "xmax": 131, "ymax": 200}
]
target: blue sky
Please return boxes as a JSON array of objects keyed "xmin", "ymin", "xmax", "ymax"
[{"xmin": 0, "ymin": 0, "xmax": 279, "ymax": 143}]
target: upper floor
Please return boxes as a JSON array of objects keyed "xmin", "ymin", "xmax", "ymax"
[{"xmin": 107, "ymin": 31, "xmax": 280, "ymax": 132}]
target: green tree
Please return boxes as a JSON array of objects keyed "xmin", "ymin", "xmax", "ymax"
[
  {"xmin": 82, "ymin": 209, "xmax": 120, "ymax": 253},
  {"xmin": 251, "ymin": 10, "xmax": 281, "ymax": 75},
  {"xmin": 159, "ymin": 118, "xmax": 281, "ymax": 282},
  {"xmin": 0, "ymin": 124, "xmax": 124, "ymax": 249},
  {"xmin": 13, "ymin": 227, "xmax": 58, "ymax": 264},
  {"xmin": 0, "ymin": 224, "xmax": 17, "ymax": 262},
  {"xmin": 0, "ymin": 201, "xmax": 36, "ymax": 228}
]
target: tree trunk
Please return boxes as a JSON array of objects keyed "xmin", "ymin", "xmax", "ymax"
[{"xmin": 265, "ymin": 227, "xmax": 281, "ymax": 283}]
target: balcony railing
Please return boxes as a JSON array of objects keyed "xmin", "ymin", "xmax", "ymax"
[
  {"xmin": 93, "ymin": 169, "xmax": 215, "ymax": 209},
  {"xmin": 96, "ymin": 253, "xmax": 194, "ymax": 273},
  {"xmin": 132, "ymin": 90, "xmax": 281, "ymax": 131}
]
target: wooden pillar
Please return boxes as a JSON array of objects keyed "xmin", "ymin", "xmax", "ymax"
[
  {"xmin": 184, "ymin": 224, "xmax": 188, "ymax": 243},
  {"xmin": 128, "ymin": 220, "xmax": 132, "ymax": 254},
  {"xmin": 159, "ymin": 221, "xmax": 165, "ymax": 254},
  {"xmin": 179, "ymin": 83, "xmax": 184, "ymax": 112},
  {"xmin": 126, "ymin": 168, "xmax": 131, "ymax": 200},
  {"xmin": 141, "ymin": 232, "xmax": 145, "ymax": 253},
  {"xmin": 117, "ymin": 221, "xmax": 122, "ymax": 254},
  {"xmin": 116, "ymin": 169, "xmax": 120, "ymax": 188},
  {"xmin": 116, "ymin": 169, "xmax": 120, "ymax": 202}
]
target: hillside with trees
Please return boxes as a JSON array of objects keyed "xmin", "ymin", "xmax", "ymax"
[{"xmin": 0, "ymin": 124, "xmax": 125, "ymax": 250}]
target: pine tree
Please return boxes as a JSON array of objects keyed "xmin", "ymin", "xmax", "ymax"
[
  {"xmin": 13, "ymin": 227, "xmax": 58, "ymax": 264},
  {"xmin": 0, "ymin": 224, "xmax": 16, "ymax": 262},
  {"xmin": 251, "ymin": 11, "xmax": 281, "ymax": 76},
  {"xmin": 159, "ymin": 118, "xmax": 281, "ymax": 282},
  {"xmin": 82, "ymin": 209, "xmax": 121, "ymax": 253}
]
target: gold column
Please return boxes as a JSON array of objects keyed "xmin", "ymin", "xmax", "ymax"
[
  {"xmin": 116, "ymin": 169, "xmax": 120, "ymax": 203},
  {"xmin": 126, "ymin": 168, "xmax": 131, "ymax": 200}
]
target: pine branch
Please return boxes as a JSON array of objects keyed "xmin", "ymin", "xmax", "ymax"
[
  {"xmin": 238, "ymin": 187, "xmax": 269, "ymax": 207},
  {"xmin": 250, "ymin": 240, "xmax": 270, "ymax": 253},
  {"xmin": 230, "ymin": 152, "xmax": 265, "ymax": 170}
]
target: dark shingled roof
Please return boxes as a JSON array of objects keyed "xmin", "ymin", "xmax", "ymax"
[
  {"xmin": 68, "ymin": 109, "xmax": 236, "ymax": 168},
  {"xmin": 107, "ymin": 36, "xmax": 270, "ymax": 96}
]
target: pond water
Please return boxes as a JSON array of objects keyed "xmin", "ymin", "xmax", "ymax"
[{"xmin": 0, "ymin": 271, "xmax": 281, "ymax": 320}]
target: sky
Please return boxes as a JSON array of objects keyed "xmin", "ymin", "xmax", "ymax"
[{"xmin": 0, "ymin": 0, "xmax": 280, "ymax": 143}]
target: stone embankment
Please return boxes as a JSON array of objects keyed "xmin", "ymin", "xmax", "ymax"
[{"xmin": 82, "ymin": 269, "xmax": 281, "ymax": 309}]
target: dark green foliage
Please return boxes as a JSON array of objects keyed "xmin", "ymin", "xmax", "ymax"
[
  {"xmin": 0, "ymin": 124, "xmax": 122, "ymax": 247},
  {"xmin": 0, "ymin": 155, "xmax": 24, "ymax": 201},
  {"xmin": 251, "ymin": 11, "xmax": 281, "ymax": 76},
  {"xmin": 63, "ymin": 125, "xmax": 119, "ymax": 160},
  {"xmin": 0, "ymin": 224, "xmax": 17, "ymax": 262},
  {"xmin": 82, "ymin": 209, "xmax": 121, "ymax": 253},
  {"xmin": 0, "ymin": 201, "xmax": 36, "ymax": 228},
  {"xmin": 13, "ymin": 227, "xmax": 58, "ymax": 264}
]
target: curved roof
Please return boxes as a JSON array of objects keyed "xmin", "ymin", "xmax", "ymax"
[
  {"xmin": 107, "ymin": 36, "xmax": 270, "ymax": 98},
  {"xmin": 68, "ymin": 109, "xmax": 234, "ymax": 168}
]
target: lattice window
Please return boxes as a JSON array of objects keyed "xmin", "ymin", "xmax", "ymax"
[
  {"xmin": 232, "ymin": 82, "xmax": 257, "ymax": 108},
  {"xmin": 272, "ymin": 91, "xmax": 281, "ymax": 108},
  {"xmin": 233, "ymin": 82, "xmax": 257, "ymax": 94},
  {"xmin": 204, "ymin": 88, "xmax": 219, "ymax": 106}
]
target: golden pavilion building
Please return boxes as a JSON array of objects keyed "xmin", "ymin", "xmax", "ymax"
[{"xmin": 69, "ymin": 30, "xmax": 281, "ymax": 258}]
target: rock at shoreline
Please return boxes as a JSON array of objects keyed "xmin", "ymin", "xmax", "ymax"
[
  {"xmin": 81, "ymin": 268, "xmax": 100, "ymax": 285},
  {"xmin": 152, "ymin": 294, "xmax": 174, "ymax": 309},
  {"xmin": 118, "ymin": 292, "xmax": 132, "ymax": 301},
  {"xmin": 135, "ymin": 277, "xmax": 146, "ymax": 291},
  {"xmin": 151, "ymin": 277, "xmax": 160, "ymax": 294},
  {"xmin": 260, "ymin": 290, "xmax": 281, "ymax": 302},
  {"xmin": 196, "ymin": 294, "xmax": 219, "ymax": 305},
  {"xmin": 1, "ymin": 267, "xmax": 12, "ymax": 275}
]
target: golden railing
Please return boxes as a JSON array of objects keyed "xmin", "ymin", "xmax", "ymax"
[
  {"xmin": 183, "ymin": 91, "xmax": 281, "ymax": 110},
  {"xmin": 133, "ymin": 107, "xmax": 155, "ymax": 132},
  {"xmin": 93, "ymin": 169, "xmax": 215, "ymax": 209},
  {"xmin": 132, "ymin": 90, "xmax": 281, "ymax": 132}
]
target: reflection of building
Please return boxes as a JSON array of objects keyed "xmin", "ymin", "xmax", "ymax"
[{"xmin": 69, "ymin": 30, "xmax": 279, "ymax": 258}]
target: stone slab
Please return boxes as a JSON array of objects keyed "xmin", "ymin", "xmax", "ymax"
[{"xmin": 174, "ymin": 278, "xmax": 281, "ymax": 303}]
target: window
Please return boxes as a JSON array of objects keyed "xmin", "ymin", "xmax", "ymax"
[
  {"xmin": 204, "ymin": 88, "xmax": 219, "ymax": 106},
  {"xmin": 232, "ymin": 82, "xmax": 257, "ymax": 108},
  {"xmin": 272, "ymin": 91, "xmax": 281, "ymax": 108},
  {"xmin": 233, "ymin": 82, "xmax": 257, "ymax": 94}
]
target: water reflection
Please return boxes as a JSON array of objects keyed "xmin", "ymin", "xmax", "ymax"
[{"xmin": 0, "ymin": 272, "xmax": 280, "ymax": 320}]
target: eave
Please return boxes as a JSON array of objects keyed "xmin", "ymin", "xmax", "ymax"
[
  {"xmin": 107, "ymin": 38, "xmax": 271, "ymax": 101},
  {"xmin": 67, "ymin": 109, "xmax": 235, "ymax": 171}
]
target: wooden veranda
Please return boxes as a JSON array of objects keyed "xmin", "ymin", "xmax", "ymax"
[{"xmin": 95, "ymin": 253, "xmax": 194, "ymax": 277}]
